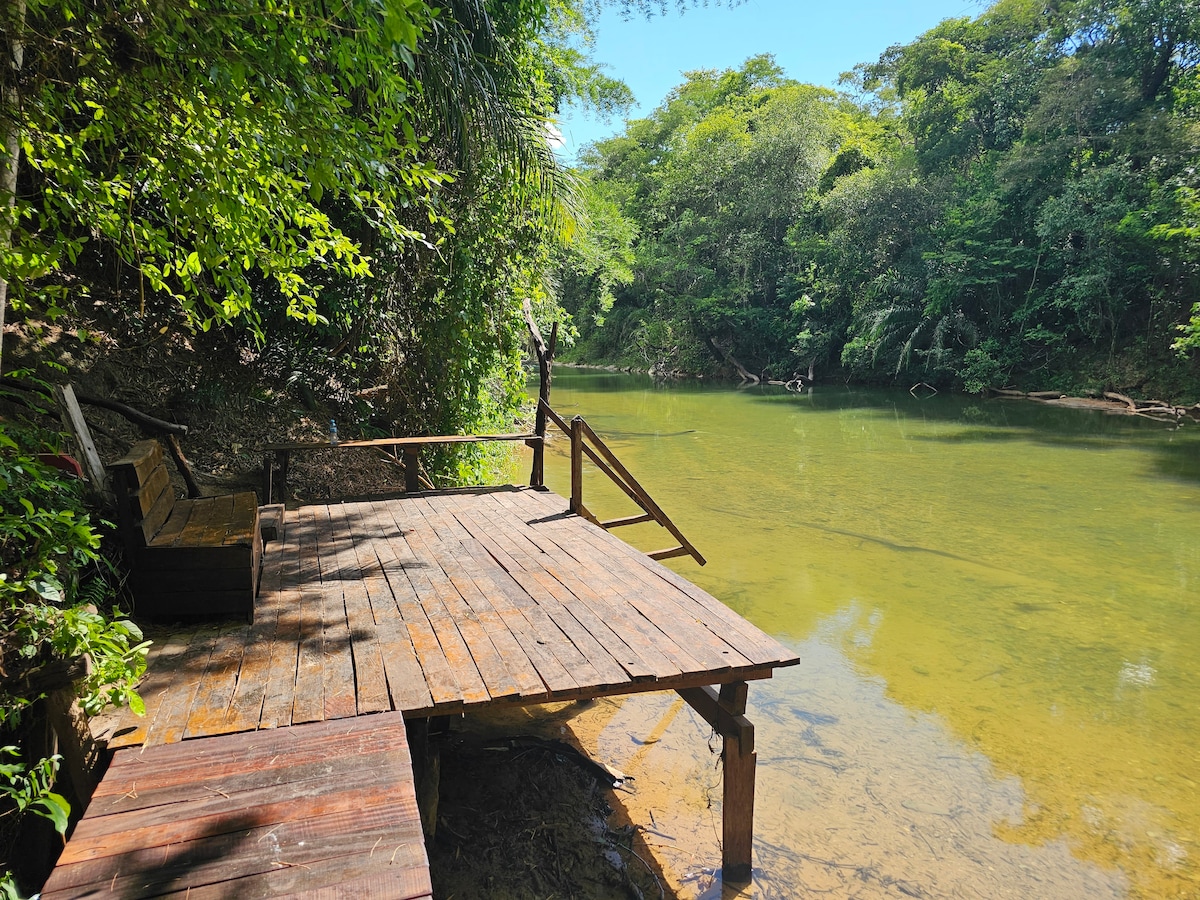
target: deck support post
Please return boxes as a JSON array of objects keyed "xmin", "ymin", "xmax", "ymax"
[
  {"xmin": 406, "ymin": 717, "xmax": 441, "ymax": 841},
  {"xmin": 678, "ymin": 681, "xmax": 756, "ymax": 884}
]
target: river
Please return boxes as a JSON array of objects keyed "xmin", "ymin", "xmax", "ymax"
[{"xmin": 522, "ymin": 371, "xmax": 1200, "ymax": 899}]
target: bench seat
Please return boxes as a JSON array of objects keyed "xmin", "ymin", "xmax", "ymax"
[{"xmin": 109, "ymin": 441, "xmax": 261, "ymax": 621}]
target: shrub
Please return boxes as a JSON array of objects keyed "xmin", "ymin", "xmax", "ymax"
[{"xmin": 0, "ymin": 423, "xmax": 148, "ymax": 896}]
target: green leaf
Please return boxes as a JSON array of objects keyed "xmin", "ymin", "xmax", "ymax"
[{"xmin": 33, "ymin": 792, "xmax": 71, "ymax": 835}]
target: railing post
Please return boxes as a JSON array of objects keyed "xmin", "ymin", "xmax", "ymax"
[
  {"xmin": 404, "ymin": 447, "xmax": 421, "ymax": 493},
  {"xmin": 278, "ymin": 450, "xmax": 290, "ymax": 502},
  {"xmin": 569, "ymin": 416, "xmax": 583, "ymax": 514},
  {"xmin": 262, "ymin": 451, "xmax": 274, "ymax": 504},
  {"xmin": 527, "ymin": 319, "xmax": 556, "ymax": 488},
  {"xmin": 530, "ymin": 396, "xmax": 546, "ymax": 489}
]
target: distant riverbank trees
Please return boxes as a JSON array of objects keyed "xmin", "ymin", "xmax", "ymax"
[{"xmin": 557, "ymin": 0, "xmax": 1200, "ymax": 396}]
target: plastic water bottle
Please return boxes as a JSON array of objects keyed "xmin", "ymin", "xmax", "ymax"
[{"xmin": 329, "ymin": 419, "xmax": 339, "ymax": 446}]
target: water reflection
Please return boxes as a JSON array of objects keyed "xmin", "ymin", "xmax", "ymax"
[
  {"xmin": 560, "ymin": 612, "xmax": 1125, "ymax": 899},
  {"xmin": 539, "ymin": 374, "xmax": 1200, "ymax": 898}
]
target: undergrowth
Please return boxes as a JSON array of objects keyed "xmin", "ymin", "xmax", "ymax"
[{"xmin": 0, "ymin": 379, "xmax": 148, "ymax": 898}]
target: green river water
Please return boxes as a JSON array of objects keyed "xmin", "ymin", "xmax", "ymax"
[{"xmin": 530, "ymin": 371, "xmax": 1200, "ymax": 899}]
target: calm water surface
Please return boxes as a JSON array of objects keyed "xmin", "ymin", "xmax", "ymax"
[{"xmin": 533, "ymin": 372, "xmax": 1200, "ymax": 899}]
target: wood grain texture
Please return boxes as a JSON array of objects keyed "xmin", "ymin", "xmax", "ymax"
[{"xmin": 45, "ymin": 713, "xmax": 430, "ymax": 900}]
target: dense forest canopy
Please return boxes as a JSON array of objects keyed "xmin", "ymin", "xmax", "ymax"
[
  {"xmin": 558, "ymin": 0, "xmax": 1200, "ymax": 395},
  {"xmin": 1, "ymin": 0, "xmax": 587, "ymax": 442}
]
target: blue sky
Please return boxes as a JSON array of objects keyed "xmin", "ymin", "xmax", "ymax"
[{"xmin": 556, "ymin": 0, "xmax": 983, "ymax": 160}]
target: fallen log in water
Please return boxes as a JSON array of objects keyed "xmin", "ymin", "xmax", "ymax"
[{"xmin": 987, "ymin": 387, "xmax": 1196, "ymax": 425}]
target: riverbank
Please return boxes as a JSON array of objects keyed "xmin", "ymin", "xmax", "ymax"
[
  {"xmin": 427, "ymin": 706, "xmax": 675, "ymax": 900},
  {"xmin": 987, "ymin": 387, "xmax": 1200, "ymax": 424},
  {"xmin": 555, "ymin": 360, "xmax": 1200, "ymax": 425}
]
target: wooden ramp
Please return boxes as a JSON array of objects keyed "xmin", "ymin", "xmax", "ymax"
[{"xmin": 43, "ymin": 713, "xmax": 430, "ymax": 899}]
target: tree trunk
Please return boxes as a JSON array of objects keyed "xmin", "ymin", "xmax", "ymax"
[
  {"xmin": 523, "ymin": 298, "xmax": 555, "ymax": 487},
  {"xmin": 0, "ymin": 0, "xmax": 27, "ymax": 374},
  {"xmin": 701, "ymin": 331, "xmax": 759, "ymax": 384}
]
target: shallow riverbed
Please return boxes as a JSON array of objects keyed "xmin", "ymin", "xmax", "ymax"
[{"xmin": 526, "ymin": 373, "xmax": 1200, "ymax": 899}]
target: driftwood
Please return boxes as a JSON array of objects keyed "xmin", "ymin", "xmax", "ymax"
[
  {"xmin": 989, "ymin": 387, "xmax": 1197, "ymax": 425},
  {"xmin": 700, "ymin": 333, "xmax": 759, "ymax": 384},
  {"xmin": 1103, "ymin": 391, "xmax": 1138, "ymax": 411}
]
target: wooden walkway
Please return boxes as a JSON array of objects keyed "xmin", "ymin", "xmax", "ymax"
[
  {"xmin": 80, "ymin": 485, "xmax": 798, "ymax": 885},
  {"xmin": 97, "ymin": 486, "xmax": 798, "ymax": 749},
  {"xmin": 44, "ymin": 713, "xmax": 430, "ymax": 899}
]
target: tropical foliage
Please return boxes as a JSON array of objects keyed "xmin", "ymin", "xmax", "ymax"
[
  {"xmin": 0, "ymin": 412, "xmax": 147, "ymax": 895},
  {"xmin": 559, "ymin": 0, "xmax": 1200, "ymax": 393}
]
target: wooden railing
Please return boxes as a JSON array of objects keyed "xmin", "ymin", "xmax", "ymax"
[
  {"xmin": 537, "ymin": 399, "xmax": 706, "ymax": 566},
  {"xmin": 259, "ymin": 400, "xmax": 703, "ymax": 567},
  {"xmin": 260, "ymin": 433, "xmax": 540, "ymax": 504}
]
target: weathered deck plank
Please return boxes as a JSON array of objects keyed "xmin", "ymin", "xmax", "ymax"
[
  {"xmin": 414, "ymin": 495, "xmax": 561, "ymax": 696},
  {"xmin": 222, "ymin": 528, "xmax": 284, "ymax": 733},
  {"xmin": 436, "ymin": 500, "xmax": 585, "ymax": 694},
  {"xmin": 398, "ymin": 501, "xmax": 520, "ymax": 705},
  {"xmin": 363, "ymin": 501, "xmax": 463, "ymax": 707},
  {"xmin": 446, "ymin": 492, "xmax": 628, "ymax": 688},
  {"xmin": 45, "ymin": 713, "xmax": 431, "ymax": 900},
  {"xmin": 487, "ymin": 489, "xmax": 684, "ymax": 680},
  {"xmin": 344, "ymin": 502, "xmax": 434, "ymax": 711},
  {"xmin": 290, "ymin": 506, "xmax": 327, "ymax": 725},
  {"xmin": 516, "ymin": 491, "xmax": 751, "ymax": 672},
  {"xmin": 313, "ymin": 505, "xmax": 357, "ymax": 721},
  {"xmin": 522, "ymin": 487, "xmax": 790, "ymax": 664},
  {"xmin": 141, "ymin": 626, "xmax": 221, "ymax": 746},
  {"xmin": 371, "ymin": 499, "xmax": 489, "ymax": 706},
  {"xmin": 257, "ymin": 520, "xmax": 303, "ymax": 729}
]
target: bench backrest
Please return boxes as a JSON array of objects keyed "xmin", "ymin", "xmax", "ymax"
[{"xmin": 108, "ymin": 440, "xmax": 175, "ymax": 552}]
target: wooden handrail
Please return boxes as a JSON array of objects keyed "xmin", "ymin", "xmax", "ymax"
[
  {"xmin": 261, "ymin": 433, "xmax": 536, "ymax": 451},
  {"xmin": 539, "ymin": 399, "xmax": 705, "ymax": 566}
]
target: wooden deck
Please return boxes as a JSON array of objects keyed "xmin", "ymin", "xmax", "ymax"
[
  {"xmin": 44, "ymin": 713, "xmax": 430, "ymax": 899},
  {"xmin": 97, "ymin": 486, "xmax": 798, "ymax": 750}
]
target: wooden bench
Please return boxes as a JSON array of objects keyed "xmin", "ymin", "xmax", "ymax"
[{"xmin": 109, "ymin": 440, "xmax": 261, "ymax": 622}]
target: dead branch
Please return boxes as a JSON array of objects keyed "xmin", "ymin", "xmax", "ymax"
[
  {"xmin": 1103, "ymin": 391, "xmax": 1138, "ymax": 411},
  {"xmin": 74, "ymin": 392, "xmax": 188, "ymax": 436}
]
